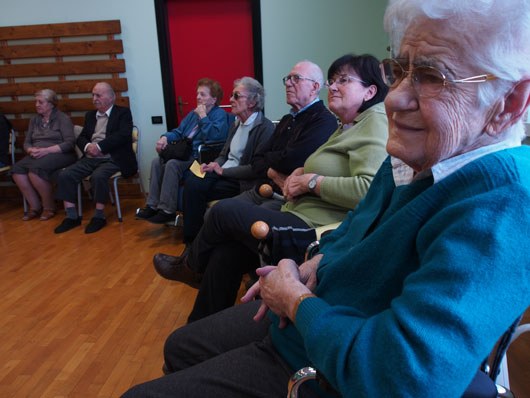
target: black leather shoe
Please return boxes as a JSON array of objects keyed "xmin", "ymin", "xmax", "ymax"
[
  {"xmin": 136, "ymin": 206, "xmax": 158, "ymax": 220},
  {"xmin": 147, "ymin": 210, "xmax": 176, "ymax": 224},
  {"xmin": 54, "ymin": 217, "xmax": 82, "ymax": 234},
  {"xmin": 85, "ymin": 217, "xmax": 107, "ymax": 234},
  {"xmin": 153, "ymin": 250, "xmax": 201, "ymax": 288}
]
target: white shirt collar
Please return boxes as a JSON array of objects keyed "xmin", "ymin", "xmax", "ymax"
[
  {"xmin": 290, "ymin": 98, "xmax": 319, "ymax": 116},
  {"xmin": 392, "ymin": 136, "xmax": 521, "ymax": 186},
  {"xmin": 238, "ymin": 111, "xmax": 258, "ymax": 126},
  {"xmin": 97, "ymin": 105, "xmax": 113, "ymax": 118}
]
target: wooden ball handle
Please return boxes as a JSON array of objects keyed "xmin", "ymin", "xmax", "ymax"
[
  {"xmin": 251, "ymin": 220, "xmax": 270, "ymax": 240},
  {"xmin": 259, "ymin": 184, "xmax": 284, "ymax": 201},
  {"xmin": 259, "ymin": 184, "xmax": 274, "ymax": 198}
]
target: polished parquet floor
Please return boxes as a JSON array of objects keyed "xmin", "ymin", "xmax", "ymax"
[
  {"xmin": 0, "ymin": 198, "xmax": 529, "ymax": 397},
  {"xmin": 0, "ymin": 198, "xmax": 194, "ymax": 397}
]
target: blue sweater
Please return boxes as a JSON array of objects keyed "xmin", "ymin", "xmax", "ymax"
[
  {"xmin": 162, "ymin": 105, "xmax": 230, "ymax": 158},
  {"xmin": 270, "ymin": 147, "xmax": 530, "ymax": 397}
]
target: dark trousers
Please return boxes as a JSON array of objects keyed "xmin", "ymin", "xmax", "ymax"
[
  {"xmin": 55, "ymin": 157, "xmax": 120, "ymax": 204},
  {"xmin": 188, "ymin": 240, "xmax": 257, "ymax": 322},
  {"xmin": 182, "ymin": 172, "xmax": 241, "ymax": 242},
  {"xmin": 232, "ymin": 187, "xmax": 285, "ymax": 210},
  {"xmin": 121, "ymin": 300, "xmax": 319, "ymax": 398},
  {"xmin": 187, "ymin": 198, "xmax": 309, "ymax": 321}
]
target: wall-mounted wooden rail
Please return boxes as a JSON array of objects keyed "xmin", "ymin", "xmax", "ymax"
[{"xmin": 0, "ymin": 20, "xmax": 129, "ymax": 145}]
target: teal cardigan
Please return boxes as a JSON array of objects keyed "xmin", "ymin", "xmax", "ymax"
[{"xmin": 271, "ymin": 147, "xmax": 530, "ymax": 397}]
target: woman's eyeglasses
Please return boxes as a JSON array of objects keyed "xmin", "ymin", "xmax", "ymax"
[
  {"xmin": 325, "ymin": 75, "xmax": 366, "ymax": 88},
  {"xmin": 231, "ymin": 92, "xmax": 247, "ymax": 100},
  {"xmin": 381, "ymin": 58, "xmax": 497, "ymax": 98},
  {"xmin": 282, "ymin": 74, "xmax": 317, "ymax": 86}
]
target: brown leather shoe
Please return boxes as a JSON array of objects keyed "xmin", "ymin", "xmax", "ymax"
[{"xmin": 152, "ymin": 250, "xmax": 201, "ymax": 288}]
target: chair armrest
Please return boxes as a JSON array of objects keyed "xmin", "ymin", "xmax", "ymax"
[
  {"xmin": 305, "ymin": 240, "xmax": 320, "ymax": 261},
  {"xmin": 287, "ymin": 367, "xmax": 316, "ymax": 398},
  {"xmin": 305, "ymin": 222, "xmax": 341, "ymax": 260},
  {"xmin": 198, "ymin": 140, "xmax": 225, "ymax": 164},
  {"xmin": 314, "ymin": 222, "xmax": 341, "ymax": 240},
  {"xmin": 198, "ymin": 140, "xmax": 226, "ymax": 149},
  {"xmin": 512, "ymin": 322, "xmax": 530, "ymax": 342}
]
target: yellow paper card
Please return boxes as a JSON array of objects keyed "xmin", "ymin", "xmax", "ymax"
[{"xmin": 190, "ymin": 160, "xmax": 205, "ymax": 178}]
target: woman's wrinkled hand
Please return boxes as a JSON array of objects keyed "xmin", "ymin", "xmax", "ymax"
[
  {"xmin": 155, "ymin": 136, "xmax": 168, "ymax": 154},
  {"xmin": 283, "ymin": 171, "xmax": 312, "ymax": 201},
  {"xmin": 258, "ymin": 260, "xmax": 312, "ymax": 326},
  {"xmin": 30, "ymin": 147, "xmax": 50, "ymax": 159},
  {"xmin": 201, "ymin": 162, "xmax": 223, "ymax": 175}
]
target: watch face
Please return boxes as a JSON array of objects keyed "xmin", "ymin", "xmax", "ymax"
[{"xmin": 309, "ymin": 175, "xmax": 318, "ymax": 190}]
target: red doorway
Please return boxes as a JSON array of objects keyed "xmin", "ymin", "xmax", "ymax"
[{"xmin": 156, "ymin": 0, "xmax": 262, "ymax": 127}]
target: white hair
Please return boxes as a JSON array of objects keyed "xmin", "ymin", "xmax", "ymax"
[
  {"xmin": 384, "ymin": 0, "xmax": 530, "ymax": 139},
  {"xmin": 296, "ymin": 60, "xmax": 325, "ymax": 94}
]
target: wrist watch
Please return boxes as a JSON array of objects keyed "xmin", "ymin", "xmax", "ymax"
[{"xmin": 308, "ymin": 174, "xmax": 320, "ymax": 193}]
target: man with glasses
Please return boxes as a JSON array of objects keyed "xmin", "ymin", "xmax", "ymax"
[
  {"xmin": 153, "ymin": 60, "xmax": 337, "ymax": 270},
  {"xmin": 232, "ymin": 60, "xmax": 339, "ymax": 210},
  {"xmin": 150, "ymin": 51, "xmax": 393, "ymax": 327}
]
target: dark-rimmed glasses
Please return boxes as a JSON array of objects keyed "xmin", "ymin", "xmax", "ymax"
[
  {"xmin": 231, "ymin": 92, "xmax": 247, "ymax": 100},
  {"xmin": 381, "ymin": 58, "xmax": 497, "ymax": 98},
  {"xmin": 325, "ymin": 74, "xmax": 366, "ymax": 88},
  {"xmin": 282, "ymin": 74, "xmax": 317, "ymax": 86}
]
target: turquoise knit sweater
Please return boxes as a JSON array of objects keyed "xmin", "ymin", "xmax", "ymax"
[{"xmin": 270, "ymin": 147, "xmax": 530, "ymax": 397}]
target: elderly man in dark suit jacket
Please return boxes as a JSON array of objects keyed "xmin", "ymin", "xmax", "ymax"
[{"xmin": 54, "ymin": 82, "xmax": 137, "ymax": 234}]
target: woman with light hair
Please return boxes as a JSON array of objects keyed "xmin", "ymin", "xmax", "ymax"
[
  {"xmin": 12, "ymin": 89, "xmax": 77, "ymax": 221},
  {"xmin": 179, "ymin": 76, "xmax": 275, "ymax": 242}
]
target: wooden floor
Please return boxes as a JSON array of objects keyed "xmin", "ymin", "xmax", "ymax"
[
  {"xmin": 0, "ymin": 198, "xmax": 194, "ymax": 397},
  {"xmin": 0, "ymin": 198, "xmax": 529, "ymax": 397}
]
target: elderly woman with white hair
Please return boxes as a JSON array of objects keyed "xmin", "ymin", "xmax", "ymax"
[
  {"xmin": 179, "ymin": 76, "xmax": 275, "ymax": 241},
  {"xmin": 122, "ymin": 0, "xmax": 530, "ymax": 397},
  {"xmin": 12, "ymin": 89, "xmax": 76, "ymax": 221}
]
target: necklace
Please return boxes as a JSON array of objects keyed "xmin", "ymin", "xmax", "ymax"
[{"xmin": 41, "ymin": 116, "xmax": 50, "ymax": 129}]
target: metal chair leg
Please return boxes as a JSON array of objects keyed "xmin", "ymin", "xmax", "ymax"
[
  {"xmin": 77, "ymin": 183, "xmax": 83, "ymax": 218},
  {"xmin": 113, "ymin": 176, "xmax": 122, "ymax": 222}
]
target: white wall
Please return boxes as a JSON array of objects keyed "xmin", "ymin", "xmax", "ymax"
[
  {"xmin": 0, "ymin": 0, "xmax": 167, "ymax": 191},
  {"xmin": 260, "ymin": 0, "xmax": 389, "ymax": 120},
  {"xmin": 1, "ymin": 0, "xmax": 390, "ymax": 190}
]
